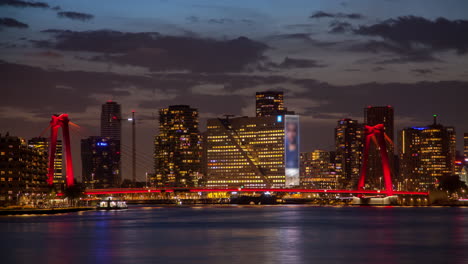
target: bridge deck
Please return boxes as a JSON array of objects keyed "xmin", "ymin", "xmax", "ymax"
[{"xmin": 83, "ymin": 188, "xmax": 428, "ymax": 196}]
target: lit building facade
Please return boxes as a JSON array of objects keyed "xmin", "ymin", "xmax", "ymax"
[
  {"xmin": 300, "ymin": 150, "xmax": 337, "ymax": 189},
  {"xmin": 464, "ymin": 133, "xmax": 468, "ymax": 163},
  {"xmin": 28, "ymin": 137, "xmax": 64, "ymax": 187},
  {"xmin": 399, "ymin": 117, "xmax": 456, "ymax": 191},
  {"xmin": 364, "ymin": 106, "xmax": 395, "ymax": 189},
  {"xmin": 334, "ymin": 119, "xmax": 363, "ymax": 189},
  {"xmin": 0, "ymin": 133, "xmax": 48, "ymax": 206},
  {"xmin": 81, "ymin": 136, "xmax": 121, "ymax": 188},
  {"xmin": 153, "ymin": 105, "xmax": 202, "ymax": 187},
  {"xmin": 256, "ymin": 91, "xmax": 293, "ymax": 117},
  {"xmin": 205, "ymin": 115, "xmax": 298, "ymax": 188}
]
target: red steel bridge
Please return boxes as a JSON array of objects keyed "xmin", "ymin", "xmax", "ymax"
[
  {"xmin": 83, "ymin": 188, "xmax": 428, "ymax": 196},
  {"xmin": 45, "ymin": 115, "xmax": 427, "ymax": 197}
]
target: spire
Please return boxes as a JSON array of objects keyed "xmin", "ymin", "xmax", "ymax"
[{"xmin": 433, "ymin": 114, "xmax": 438, "ymax": 125}]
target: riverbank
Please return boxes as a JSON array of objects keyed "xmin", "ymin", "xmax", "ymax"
[{"xmin": 0, "ymin": 207, "xmax": 95, "ymax": 216}]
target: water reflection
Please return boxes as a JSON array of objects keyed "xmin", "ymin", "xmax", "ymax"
[{"xmin": 0, "ymin": 206, "xmax": 467, "ymax": 264}]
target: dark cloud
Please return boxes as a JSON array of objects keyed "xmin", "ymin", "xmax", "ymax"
[
  {"xmin": 57, "ymin": 11, "xmax": 94, "ymax": 21},
  {"xmin": 208, "ymin": 18, "xmax": 234, "ymax": 24},
  {"xmin": 310, "ymin": 11, "xmax": 363, "ymax": 19},
  {"xmin": 372, "ymin": 66, "xmax": 385, "ymax": 72},
  {"xmin": 349, "ymin": 40, "xmax": 443, "ymax": 64},
  {"xmin": 0, "ymin": 0, "xmax": 49, "ymax": 8},
  {"xmin": 34, "ymin": 50, "xmax": 63, "ymax": 58},
  {"xmin": 354, "ymin": 16, "xmax": 468, "ymax": 54},
  {"xmin": 411, "ymin": 68, "xmax": 433, "ymax": 75},
  {"xmin": 329, "ymin": 21, "xmax": 353, "ymax": 33},
  {"xmin": 269, "ymin": 33, "xmax": 339, "ymax": 48},
  {"xmin": 272, "ymin": 57, "xmax": 326, "ymax": 69},
  {"xmin": 186, "ymin": 16, "xmax": 199, "ymax": 23},
  {"xmin": 37, "ymin": 30, "xmax": 269, "ymax": 73},
  {"xmin": 0, "ymin": 17, "xmax": 28, "ymax": 28}
]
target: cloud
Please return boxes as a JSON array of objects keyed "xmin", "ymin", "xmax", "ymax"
[
  {"xmin": 411, "ymin": 68, "xmax": 433, "ymax": 75},
  {"xmin": 310, "ymin": 11, "xmax": 363, "ymax": 19},
  {"xmin": 329, "ymin": 21, "xmax": 352, "ymax": 33},
  {"xmin": 0, "ymin": 0, "xmax": 49, "ymax": 8},
  {"xmin": 186, "ymin": 16, "xmax": 199, "ymax": 23},
  {"xmin": 34, "ymin": 50, "xmax": 63, "ymax": 58},
  {"xmin": 191, "ymin": 84, "xmax": 226, "ymax": 96},
  {"xmin": 349, "ymin": 40, "xmax": 443, "ymax": 64},
  {"xmin": 0, "ymin": 17, "xmax": 28, "ymax": 28},
  {"xmin": 272, "ymin": 57, "xmax": 326, "ymax": 69},
  {"xmin": 37, "ymin": 30, "xmax": 269, "ymax": 73},
  {"xmin": 57, "ymin": 11, "xmax": 94, "ymax": 21},
  {"xmin": 208, "ymin": 18, "xmax": 234, "ymax": 24},
  {"xmin": 372, "ymin": 66, "xmax": 385, "ymax": 72},
  {"xmin": 268, "ymin": 33, "xmax": 339, "ymax": 48},
  {"xmin": 354, "ymin": 16, "xmax": 468, "ymax": 54}
]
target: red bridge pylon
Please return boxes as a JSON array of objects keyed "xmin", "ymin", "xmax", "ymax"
[{"xmin": 357, "ymin": 124, "xmax": 393, "ymax": 196}]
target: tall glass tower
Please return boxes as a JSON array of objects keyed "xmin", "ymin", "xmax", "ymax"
[{"xmin": 100, "ymin": 100, "xmax": 122, "ymax": 141}]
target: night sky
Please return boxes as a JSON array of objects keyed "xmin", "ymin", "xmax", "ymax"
[{"xmin": 1, "ymin": 0, "xmax": 467, "ymax": 181}]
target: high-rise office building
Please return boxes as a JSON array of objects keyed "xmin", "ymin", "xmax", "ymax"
[
  {"xmin": 153, "ymin": 105, "xmax": 202, "ymax": 187},
  {"xmin": 399, "ymin": 116, "xmax": 456, "ymax": 191},
  {"xmin": 205, "ymin": 114, "xmax": 300, "ymax": 188},
  {"xmin": 300, "ymin": 150, "xmax": 337, "ymax": 189},
  {"xmin": 364, "ymin": 106, "xmax": 394, "ymax": 189},
  {"xmin": 0, "ymin": 133, "xmax": 48, "ymax": 206},
  {"xmin": 334, "ymin": 119, "xmax": 363, "ymax": 189},
  {"xmin": 101, "ymin": 100, "xmax": 122, "ymax": 141},
  {"xmin": 256, "ymin": 91, "xmax": 293, "ymax": 117},
  {"xmin": 81, "ymin": 136, "xmax": 121, "ymax": 188},
  {"xmin": 28, "ymin": 137, "xmax": 64, "ymax": 187},
  {"xmin": 100, "ymin": 101, "xmax": 121, "ymax": 185}
]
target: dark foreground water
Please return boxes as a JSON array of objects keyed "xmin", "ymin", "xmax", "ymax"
[{"xmin": 1, "ymin": 205, "xmax": 467, "ymax": 264}]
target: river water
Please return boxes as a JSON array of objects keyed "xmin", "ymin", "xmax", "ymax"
[{"xmin": 1, "ymin": 205, "xmax": 467, "ymax": 264}]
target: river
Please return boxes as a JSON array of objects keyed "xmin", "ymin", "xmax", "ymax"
[{"xmin": 1, "ymin": 205, "xmax": 467, "ymax": 264}]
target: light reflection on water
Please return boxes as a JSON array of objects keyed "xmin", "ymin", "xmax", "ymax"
[{"xmin": 1, "ymin": 205, "xmax": 467, "ymax": 264}]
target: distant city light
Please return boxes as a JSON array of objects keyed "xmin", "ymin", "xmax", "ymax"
[
  {"xmin": 277, "ymin": 115, "xmax": 283, "ymax": 122},
  {"xmin": 97, "ymin": 142, "xmax": 108, "ymax": 146}
]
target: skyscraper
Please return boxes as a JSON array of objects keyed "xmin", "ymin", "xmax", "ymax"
[
  {"xmin": 101, "ymin": 101, "xmax": 122, "ymax": 141},
  {"xmin": 300, "ymin": 150, "xmax": 336, "ymax": 189},
  {"xmin": 153, "ymin": 105, "xmax": 202, "ymax": 187},
  {"xmin": 256, "ymin": 91, "xmax": 291, "ymax": 117},
  {"xmin": 100, "ymin": 101, "xmax": 121, "ymax": 185},
  {"xmin": 399, "ymin": 116, "xmax": 456, "ymax": 191},
  {"xmin": 28, "ymin": 137, "xmax": 64, "ymax": 187},
  {"xmin": 364, "ymin": 106, "xmax": 394, "ymax": 189},
  {"xmin": 334, "ymin": 119, "xmax": 363, "ymax": 189},
  {"xmin": 205, "ymin": 114, "xmax": 300, "ymax": 188},
  {"xmin": 81, "ymin": 136, "xmax": 121, "ymax": 188}
]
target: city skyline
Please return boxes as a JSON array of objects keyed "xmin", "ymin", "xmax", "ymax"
[
  {"xmin": 1, "ymin": 0, "xmax": 467, "ymax": 180},
  {"xmin": 2, "ymin": 2, "xmax": 468, "ymax": 263}
]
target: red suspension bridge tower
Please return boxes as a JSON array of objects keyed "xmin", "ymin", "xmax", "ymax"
[
  {"xmin": 46, "ymin": 114, "xmax": 74, "ymax": 187},
  {"xmin": 357, "ymin": 124, "xmax": 394, "ymax": 196}
]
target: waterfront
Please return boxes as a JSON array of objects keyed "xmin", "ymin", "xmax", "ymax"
[{"xmin": 1, "ymin": 205, "xmax": 467, "ymax": 264}]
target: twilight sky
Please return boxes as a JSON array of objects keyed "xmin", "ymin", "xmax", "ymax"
[{"xmin": 1, "ymin": 0, "xmax": 467, "ymax": 181}]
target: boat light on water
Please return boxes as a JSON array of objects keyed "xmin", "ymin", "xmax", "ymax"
[{"xmin": 97, "ymin": 197, "xmax": 128, "ymax": 210}]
